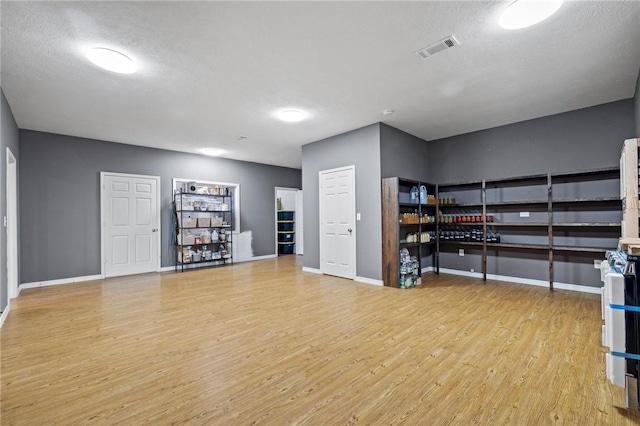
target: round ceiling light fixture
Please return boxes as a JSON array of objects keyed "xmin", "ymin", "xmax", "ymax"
[
  {"xmin": 201, "ymin": 148, "xmax": 225, "ymax": 157},
  {"xmin": 499, "ymin": 0, "xmax": 564, "ymax": 30},
  {"xmin": 86, "ymin": 47, "xmax": 137, "ymax": 74},
  {"xmin": 278, "ymin": 109, "xmax": 306, "ymax": 123}
]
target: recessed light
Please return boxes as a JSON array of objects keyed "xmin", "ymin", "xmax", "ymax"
[
  {"xmin": 499, "ymin": 0, "xmax": 564, "ymax": 30},
  {"xmin": 86, "ymin": 47, "xmax": 137, "ymax": 74},
  {"xmin": 201, "ymin": 148, "xmax": 225, "ymax": 156},
  {"xmin": 278, "ymin": 109, "xmax": 306, "ymax": 123},
  {"xmin": 383, "ymin": 109, "xmax": 394, "ymax": 116},
  {"xmin": 237, "ymin": 136, "xmax": 247, "ymax": 141}
]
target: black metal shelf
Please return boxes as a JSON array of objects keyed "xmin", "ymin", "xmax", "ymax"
[
  {"xmin": 439, "ymin": 203, "xmax": 484, "ymax": 208},
  {"xmin": 178, "ymin": 225, "xmax": 232, "ymax": 230},
  {"xmin": 440, "ymin": 241, "xmax": 484, "ymax": 246},
  {"xmin": 486, "ymin": 242, "xmax": 549, "ymax": 250},
  {"xmin": 484, "ymin": 174, "xmax": 548, "ymax": 185},
  {"xmin": 552, "ymin": 197, "xmax": 621, "ymax": 204},
  {"xmin": 552, "ymin": 246, "xmax": 610, "ymax": 253},
  {"xmin": 174, "ymin": 191, "xmax": 231, "ymax": 199},
  {"xmin": 550, "ymin": 166, "xmax": 619, "ymax": 180},
  {"xmin": 399, "ymin": 202, "xmax": 436, "ymax": 208},
  {"xmin": 489, "ymin": 222, "xmax": 548, "ymax": 227},
  {"xmin": 400, "ymin": 241, "xmax": 436, "ymax": 246},
  {"xmin": 176, "ymin": 241, "xmax": 231, "ymax": 247},
  {"xmin": 175, "ymin": 188, "xmax": 234, "ymax": 272},
  {"xmin": 178, "ymin": 257, "xmax": 232, "ymax": 265},
  {"xmin": 553, "ymin": 222, "xmax": 621, "ymax": 227},
  {"xmin": 485, "ymin": 200, "xmax": 548, "ymax": 206}
]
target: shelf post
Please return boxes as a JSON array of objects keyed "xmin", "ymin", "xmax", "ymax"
[
  {"xmin": 435, "ymin": 184, "xmax": 440, "ymax": 275},
  {"xmin": 482, "ymin": 180, "xmax": 487, "ymax": 282},
  {"xmin": 548, "ymin": 173, "xmax": 553, "ymax": 291}
]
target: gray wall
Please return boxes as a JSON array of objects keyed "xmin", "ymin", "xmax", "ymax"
[
  {"xmin": 429, "ymin": 99, "xmax": 635, "ymax": 288},
  {"xmin": 19, "ymin": 130, "xmax": 301, "ymax": 283},
  {"xmin": 635, "ymin": 67, "xmax": 640, "ymax": 137},
  {"xmin": 1, "ymin": 88, "xmax": 19, "ymax": 313},
  {"xmin": 429, "ymin": 99, "xmax": 635, "ymax": 183},
  {"xmin": 302, "ymin": 123, "xmax": 382, "ymax": 280},
  {"xmin": 380, "ymin": 123, "xmax": 430, "ymax": 182}
]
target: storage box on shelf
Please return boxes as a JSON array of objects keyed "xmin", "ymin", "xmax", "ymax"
[
  {"xmin": 621, "ymin": 138, "xmax": 640, "ymax": 238},
  {"xmin": 382, "ymin": 177, "xmax": 437, "ymax": 288},
  {"xmin": 174, "ymin": 184, "xmax": 234, "ymax": 272}
]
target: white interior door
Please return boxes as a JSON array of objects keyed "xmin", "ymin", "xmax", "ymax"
[
  {"xmin": 319, "ymin": 166, "xmax": 355, "ymax": 279},
  {"xmin": 6, "ymin": 148, "xmax": 18, "ymax": 300},
  {"xmin": 102, "ymin": 173, "xmax": 160, "ymax": 277}
]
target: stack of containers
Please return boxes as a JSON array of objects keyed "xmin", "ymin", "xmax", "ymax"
[{"xmin": 277, "ymin": 211, "xmax": 295, "ymax": 254}]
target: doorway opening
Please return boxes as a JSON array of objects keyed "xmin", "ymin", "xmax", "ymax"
[
  {"xmin": 275, "ymin": 187, "xmax": 303, "ymax": 256},
  {"xmin": 6, "ymin": 148, "xmax": 18, "ymax": 301}
]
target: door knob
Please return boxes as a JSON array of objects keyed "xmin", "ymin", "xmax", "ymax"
[
  {"xmin": 348, "ymin": 228, "xmax": 353, "ymax": 233},
  {"xmin": 152, "ymin": 228, "xmax": 158, "ymax": 232}
]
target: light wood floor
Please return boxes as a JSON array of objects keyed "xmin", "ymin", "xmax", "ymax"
[{"xmin": 2, "ymin": 256, "xmax": 639, "ymax": 425}]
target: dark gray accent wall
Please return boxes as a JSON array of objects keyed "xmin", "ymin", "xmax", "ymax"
[
  {"xmin": 379, "ymin": 123, "xmax": 430, "ymax": 182},
  {"xmin": 19, "ymin": 130, "xmax": 301, "ymax": 283},
  {"xmin": 429, "ymin": 99, "xmax": 634, "ymax": 288},
  {"xmin": 1, "ymin": 88, "xmax": 19, "ymax": 313},
  {"xmin": 428, "ymin": 99, "xmax": 635, "ymax": 183},
  {"xmin": 302, "ymin": 123, "xmax": 382, "ymax": 280}
]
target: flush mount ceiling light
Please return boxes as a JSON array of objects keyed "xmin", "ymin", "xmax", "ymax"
[
  {"xmin": 278, "ymin": 109, "xmax": 306, "ymax": 123},
  {"xmin": 499, "ymin": 0, "xmax": 564, "ymax": 30},
  {"xmin": 86, "ymin": 47, "xmax": 137, "ymax": 74},
  {"xmin": 201, "ymin": 148, "xmax": 225, "ymax": 156}
]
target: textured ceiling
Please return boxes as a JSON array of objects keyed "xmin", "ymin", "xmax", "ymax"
[{"xmin": 1, "ymin": 1, "xmax": 639, "ymax": 169}]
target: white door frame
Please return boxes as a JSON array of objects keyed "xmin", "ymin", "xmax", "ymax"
[
  {"xmin": 319, "ymin": 165, "xmax": 356, "ymax": 279},
  {"xmin": 275, "ymin": 187, "xmax": 300, "ymax": 255},
  {"xmin": 100, "ymin": 172, "xmax": 162, "ymax": 278},
  {"xmin": 6, "ymin": 148, "xmax": 18, "ymax": 299}
]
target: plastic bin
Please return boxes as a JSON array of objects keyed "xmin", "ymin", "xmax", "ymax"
[
  {"xmin": 278, "ymin": 221, "xmax": 294, "ymax": 231},
  {"xmin": 278, "ymin": 242, "xmax": 295, "ymax": 254},
  {"xmin": 278, "ymin": 232, "xmax": 295, "ymax": 242},
  {"xmin": 277, "ymin": 211, "xmax": 294, "ymax": 221}
]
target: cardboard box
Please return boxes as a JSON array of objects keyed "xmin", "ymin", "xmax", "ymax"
[
  {"xmin": 178, "ymin": 234, "xmax": 196, "ymax": 245},
  {"xmin": 622, "ymin": 208, "xmax": 639, "ymax": 238},
  {"xmin": 621, "ymin": 138, "xmax": 640, "ymax": 209},
  {"xmin": 178, "ymin": 216, "xmax": 197, "ymax": 228},
  {"xmin": 197, "ymin": 217, "xmax": 210, "ymax": 227}
]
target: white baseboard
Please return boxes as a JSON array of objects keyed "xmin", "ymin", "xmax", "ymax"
[
  {"xmin": 439, "ymin": 268, "xmax": 484, "ymax": 279},
  {"xmin": 0, "ymin": 302, "xmax": 10, "ymax": 328},
  {"xmin": 301, "ymin": 266, "xmax": 382, "ymax": 286},
  {"xmin": 159, "ymin": 254, "xmax": 278, "ymax": 273},
  {"xmin": 19, "ymin": 274, "xmax": 104, "ymax": 291},
  {"xmin": 355, "ymin": 276, "xmax": 384, "ymax": 287},
  {"xmin": 422, "ymin": 266, "xmax": 435, "ymax": 274},
  {"xmin": 438, "ymin": 268, "xmax": 601, "ymax": 294},
  {"xmin": 236, "ymin": 254, "xmax": 277, "ymax": 263}
]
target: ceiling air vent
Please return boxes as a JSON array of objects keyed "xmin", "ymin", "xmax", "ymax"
[{"xmin": 414, "ymin": 35, "xmax": 460, "ymax": 60}]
